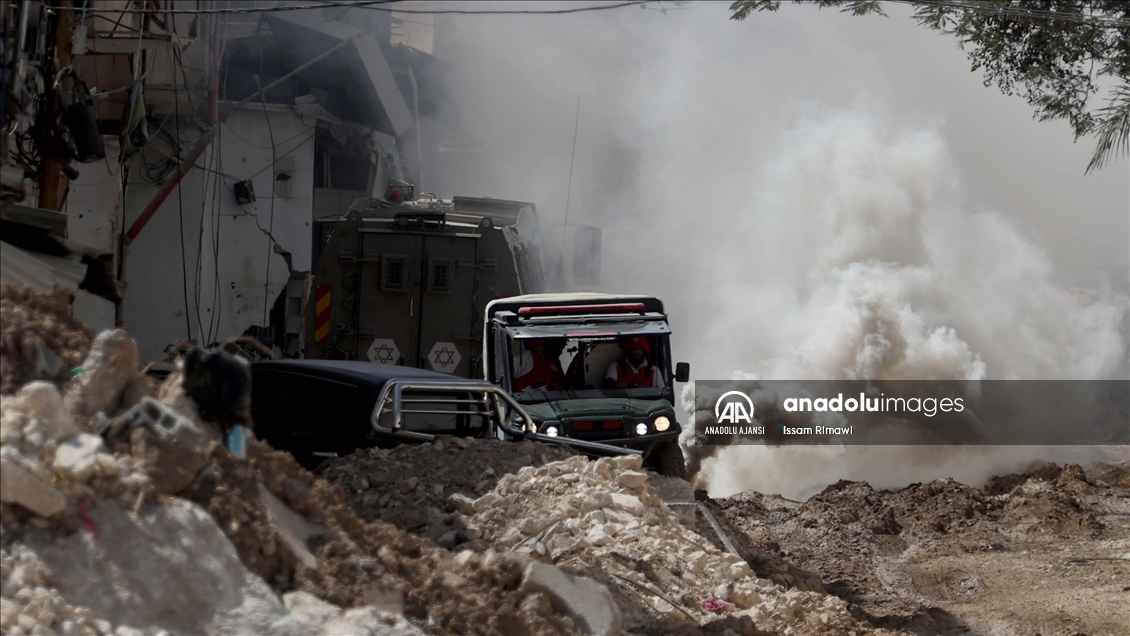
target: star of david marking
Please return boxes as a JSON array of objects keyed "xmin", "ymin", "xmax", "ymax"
[
  {"xmin": 373, "ymin": 343, "xmax": 396, "ymax": 363},
  {"xmin": 433, "ymin": 346, "xmax": 456, "ymax": 365}
]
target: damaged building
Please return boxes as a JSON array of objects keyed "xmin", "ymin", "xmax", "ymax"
[{"xmin": 2, "ymin": 0, "xmax": 462, "ymax": 362}]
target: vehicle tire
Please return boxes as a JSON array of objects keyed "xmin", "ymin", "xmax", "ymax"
[{"xmin": 652, "ymin": 441, "xmax": 687, "ymax": 479}]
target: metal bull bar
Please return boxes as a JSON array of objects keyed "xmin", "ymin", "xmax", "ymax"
[{"xmin": 370, "ymin": 378, "xmax": 641, "ymax": 457}]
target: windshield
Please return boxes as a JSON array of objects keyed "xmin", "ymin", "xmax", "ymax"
[{"xmin": 502, "ymin": 333, "xmax": 671, "ymax": 403}]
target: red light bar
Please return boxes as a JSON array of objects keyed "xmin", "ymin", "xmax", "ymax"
[
  {"xmin": 517, "ymin": 303, "xmax": 646, "ymax": 316},
  {"xmin": 571, "ymin": 421, "xmax": 593, "ymax": 431},
  {"xmin": 601, "ymin": 420, "xmax": 622, "ymax": 430}
]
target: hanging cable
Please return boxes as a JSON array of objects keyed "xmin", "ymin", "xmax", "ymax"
[
  {"xmin": 172, "ymin": 44, "xmax": 194, "ymax": 343},
  {"xmin": 54, "ymin": 0, "xmax": 653, "ymax": 16}
]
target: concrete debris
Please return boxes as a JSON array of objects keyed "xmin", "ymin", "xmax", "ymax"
[
  {"xmin": 110, "ymin": 397, "xmax": 216, "ymax": 455},
  {"xmin": 282, "ymin": 590, "xmax": 342, "ymax": 630},
  {"xmin": 520, "ymin": 561, "xmax": 622, "ymax": 636},
  {"xmin": 0, "ymin": 285, "xmax": 94, "ymax": 394},
  {"xmin": 128, "ymin": 425, "xmax": 208, "ymax": 496},
  {"xmin": 155, "ymin": 361, "xmax": 205, "ymax": 425},
  {"xmin": 316, "ymin": 606, "xmax": 429, "ymax": 636},
  {"xmin": 466, "ymin": 453, "xmax": 874, "ymax": 634},
  {"xmin": 53, "ymin": 433, "xmax": 106, "ymax": 482},
  {"xmin": 3, "ymin": 324, "xmax": 1122, "ymax": 636},
  {"xmin": 21, "ymin": 498, "xmax": 307, "ymax": 636},
  {"xmin": 5, "ymin": 381, "xmax": 80, "ymax": 451},
  {"xmin": 0, "ymin": 458, "xmax": 65, "ymax": 517},
  {"xmin": 318, "ymin": 437, "xmax": 575, "ymax": 536},
  {"xmin": 64, "ymin": 330, "xmax": 142, "ymax": 425},
  {"xmin": 256, "ymin": 483, "xmax": 332, "ymax": 568}
]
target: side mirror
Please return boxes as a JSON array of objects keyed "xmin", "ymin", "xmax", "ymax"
[{"xmin": 674, "ymin": 362, "xmax": 690, "ymax": 383}]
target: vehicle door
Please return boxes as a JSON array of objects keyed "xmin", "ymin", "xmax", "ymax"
[
  {"xmin": 416, "ymin": 234, "xmax": 479, "ymax": 377},
  {"xmin": 356, "ymin": 230, "xmax": 424, "ymax": 366}
]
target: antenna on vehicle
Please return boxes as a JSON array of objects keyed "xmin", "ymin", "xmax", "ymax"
[{"xmin": 558, "ymin": 95, "xmax": 581, "ymax": 288}]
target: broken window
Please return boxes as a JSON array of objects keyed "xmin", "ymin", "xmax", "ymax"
[
  {"xmin": 275, "ymin": 156, "xmax": 295, "ymax": 198},
  {"xmin": 328, "ymin": 153, "xmax": 371, "ymax": 191}
]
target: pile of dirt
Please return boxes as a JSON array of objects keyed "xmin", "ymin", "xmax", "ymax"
[
  {"xmin": 710, "ymin": 461, "xmax": 1129, "ymax": 633},
  {"xmin": 3, "ymin": 326, "xmax": 643, "ymax": 635},
  {"xmin": 460, "ymin": 453, "xmax": 886, "ymax": 635},
  {"xmin": 0, "ymin": 285, "xmax": 94, "ymax": 393},
  {"xmin": 2, "ymin": 343, "xmax": 581, "ymax": 635},
  {"xmin": 319, "ymin": 437, "xmax": 576, "ymax": 538},
  {"xmin": 187, "ymin": 439, "xmax": 579, "ymax": 636}
]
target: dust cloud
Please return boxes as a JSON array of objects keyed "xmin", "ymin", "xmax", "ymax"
[
  {"xmin": 428, "ymin": 2, "xmax": 1129, "ymax": 499},
  {"xmin": 667, "ymin": 110, "xmax": 1127, "ymax": 498}
]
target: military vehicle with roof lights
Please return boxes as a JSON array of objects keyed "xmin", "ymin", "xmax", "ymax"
[{"xmin": 483, "ymin": 293, "xmax": 690, "ymax": 476}]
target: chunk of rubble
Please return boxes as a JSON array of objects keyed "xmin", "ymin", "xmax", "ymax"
[
  {"xmin": 318, "ymin": 606, "xmax": 428, "ymax": 636},
  {"xmin": 54, "ymin": 433, "xmax": 106, "ymax": 481},
  {"xmin": 256, "ymin": 483, "xmax": 333, "ymax": 568},
  {"xmin": 608, "ymin": 492, "xmax": 647, "ymax": 516},
  {"xmin": 21, "ymin": 498, "xmax": 307, "ymax": 635},
  {"xmin": 614, "ymin": 470, "xmax": 648, "ymax": 490},
  {"xmin": 0, "ymin": 458, "xmax": 65, "ymax": 517},
  {"xmin": 447, "ymin": 493, "xmax": 477, "ymax": 515},
  {"xmin": 468, "ymin": 451, "xmax": 875, "ymax": 633},
  {"xmin": 129, "ymin": 427, "xmax": 207, "ymax": 496},
  {"xmin": 110, "ymin": 397, "xmax": 215, "ymax": 454},
  {"xmin": 10, "ymin": 382, "xmax": 79, "ymax": 449},
  {"xmin": 520, "ymin": 561, "xmax": 622, "ymax": 636},
  {"xmin": 65, "ymin": 329, "xmax": 142, "ymax": 423},
  {"xmin": 282, "ymin": 591, "xmax": 342, "ymax": 630},
  {"xmin": 108, "ymin": 397, "xmax": 217, "ymax": 496}
]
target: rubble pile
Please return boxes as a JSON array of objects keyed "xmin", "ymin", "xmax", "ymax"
[
  {"xmin": 709, "ymin": 461, "xmax": 1128, "ymax": 628},
  {"xmin": 716, "ymin": 462, "xmax": 1111, "ymax": 573},
  {"xmin": 0, "ymin": 285, "xmax": 94, "ymax": 394},
  {"xmin": 185, "ymin": 439, "xmax": 582, "ymax": 636},
  {"xmin": 5, "ymin": 317, "xmax": 1120, "ymax": 635},
  {"xmin": 460, "ymin": 453, "xmax": 882, "ymax": 635},
  {"xmin": 685, "ymin": 496, "xmax": 823, "ymax": 594},
  {"xmin": 0, "ymin": 328, "xmax": 589, "ymax": 636},
  {"xmin": 320, "ymin": 438, "xmax": 576, "ymax": 537}
]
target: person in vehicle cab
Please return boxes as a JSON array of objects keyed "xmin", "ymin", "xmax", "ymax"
[
  {"xmin": 603, "ymin": 336, "xmax": 665, "ymax": 389},
  {"xmin": 512, "ymin": 338, "xmax": 567, "ymax": 392}
]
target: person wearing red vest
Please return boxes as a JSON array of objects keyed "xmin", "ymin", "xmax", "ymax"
[
  {"xmin": 513, "ymin": 339, "xmax": 567, "ymax": 392},
  {"xmin": 603, "ymin": 336, "xmax": 665, "ymax": 389}
]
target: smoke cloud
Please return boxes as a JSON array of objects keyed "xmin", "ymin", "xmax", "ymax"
[
  {"xmin": 430, "ymin": 2, "xmax": 1129, "ymax": 499},
  {"xmin": 668, "ymin": 111, "xmax": 1127, "ymax": 497}
]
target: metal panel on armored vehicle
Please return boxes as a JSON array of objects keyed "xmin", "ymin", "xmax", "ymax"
[{"xmin": 305, "ymin": 196, "xmax": 548, "ymax": 377}]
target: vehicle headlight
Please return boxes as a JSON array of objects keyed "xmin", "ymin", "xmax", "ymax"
[
  {"xmin": 654, "ymin": 415, "xmax": 671, "ymax": 432},
  {"xmin": 634, "ymin": 422, "xmax": 648, "ymax": 436},
  {"xmin": 526, "ymin": 420, "xmax": 538, "ymax": 433},
  {"xmin": 545, "ymin": 426, "xmax": 559, "ymax": 437}
]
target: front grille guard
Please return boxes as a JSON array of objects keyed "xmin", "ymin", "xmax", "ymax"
[{"xmin": 370, "ymin": 378, "xmax": 641, "ymax": 457}]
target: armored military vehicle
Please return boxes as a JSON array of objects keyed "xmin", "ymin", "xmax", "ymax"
[{"xmin": 303, "ymin": 195, "xmax": 551, "ymax": 378}]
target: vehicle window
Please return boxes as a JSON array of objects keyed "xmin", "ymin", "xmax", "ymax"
[
  {"xmin": 503, "ymin": 334, "xmax": 671, "ymax": 398},
  {"xmin": 252, "ymin": 370, "xmax": 368, "ymax": 435},
  {"xmin": 427, "ymin": 259, "xmax": 453, "ymax": 293},
  {"xmin": 381, "ymin": 255, "xmax": 408, "ymax": 292}
]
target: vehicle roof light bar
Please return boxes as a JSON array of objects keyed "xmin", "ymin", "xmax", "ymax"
[{"xmin": 517, "ymin": 302, "xmax": 647, "ymax": 316}]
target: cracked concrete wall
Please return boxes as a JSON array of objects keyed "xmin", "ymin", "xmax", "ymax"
[{"xmin": 122, "ymin": 106, "xmax": 315, "ymax": 361}]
